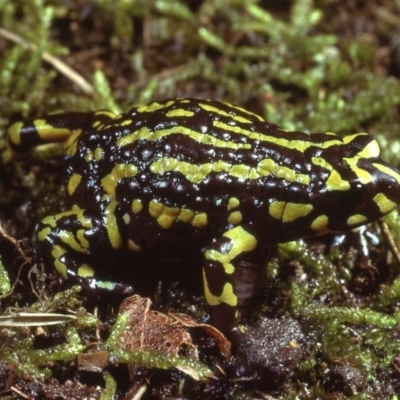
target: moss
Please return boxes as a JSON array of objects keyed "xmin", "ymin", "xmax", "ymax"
[
  {"xmin": 292, "ymin": 281, "xmax": 400, "ymax": 393},
  {"xmin": 0, "ymin": 256, "xmax": 11, "ymax": 296},
  {"xmin": 101, "ymin": 372, "xmax": 117, "ymax": 400},
  {"xmin": 0, "ymin": 287, "xmax": 93, "ymax": 380},
  {"xmin": 1, "ymin": 0, "xmax": 400, "ymax": 398}
]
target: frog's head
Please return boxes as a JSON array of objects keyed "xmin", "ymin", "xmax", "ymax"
[{"xmin": 308, "ymin": 133, "xmax": 400, "ymax": 234}]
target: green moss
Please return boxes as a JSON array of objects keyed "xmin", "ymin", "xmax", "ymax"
[
  {"xmin": 0, "ymin": 256, "xmax": 11, "ymax": 296},
  {"xmin": 292, "ymin": 282, "xmax": 400, "ymax": 375},
  {"xmin": 1, "ymin": 0, "xmax": 400, "ymax": 397},
  {"xmin": 93, "ymin": 70, "xmax": 121, "ymax": 113},
  {"xmin": 0, "ymin": 322, "xmax": 85, "ymax": 379},
  {"xmin": 267, "ymin": 238, "xmax": 357, "ymax": 300},
  {"xmin": 101, "ymin": 372, "xmax": 117, "ymax": 400}
]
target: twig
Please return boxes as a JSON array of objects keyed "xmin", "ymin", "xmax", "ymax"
[
  {"xmin": 379, "ymin": 220, "xmax": 400, "ymax": 264},
  {"xmin": 0, "ymin": 27, "xmax": 93, "ymax": 95}
]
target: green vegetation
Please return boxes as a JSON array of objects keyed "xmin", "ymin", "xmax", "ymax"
[{"xmin": 1, "ymin": 0, "xmax": 400, "ymax": 398}]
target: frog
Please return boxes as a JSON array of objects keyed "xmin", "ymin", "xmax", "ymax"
[{"xmin": 3, "ymin": 98, "xmax": 400, "ymax": 336}]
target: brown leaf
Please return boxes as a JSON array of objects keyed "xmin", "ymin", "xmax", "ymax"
[{"xmin": 118, "ymin": 295, "xmax": 198, "ymax": 359}]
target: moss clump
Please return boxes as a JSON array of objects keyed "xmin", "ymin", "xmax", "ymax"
[{"xmin": 1, "ymin": 0, "xmax": 400, "ymax": 398}]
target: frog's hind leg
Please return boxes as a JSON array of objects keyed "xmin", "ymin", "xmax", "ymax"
[
  {"xmin": 37, "ymin": 208, "xmax": 133, "ymax": 294},
  {"xmin": 3, "ymin": 110, "xmax": 120, "ymax": 162},
  {"xmin": 4, "ymin": 112, "xmax": 95, "ymax": 162}
]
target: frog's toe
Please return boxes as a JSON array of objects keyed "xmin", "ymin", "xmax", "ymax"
[
  {"xmin": 79, "ymin": 277, "xmax": 134, "ymax": 295},
  {"xmin": 95, "ymin": 280, "xmax": 134, "ymax": 294}
]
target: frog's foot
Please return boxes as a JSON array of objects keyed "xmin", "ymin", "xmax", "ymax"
[
  {"xmin": 67, "ymin": 270, "xmax": 134, "ymax": 296},
  {"xmin": 89, "ymin": 279, "xmax": 133, "ymax": 295},
  {"xmin": 38, "ymin": 208, "xmax": 133, "ymax": 295}
]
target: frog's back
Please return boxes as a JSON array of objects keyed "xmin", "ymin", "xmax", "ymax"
[
  {"xmin": 67, "ymin": 99, "xmax": 307, "ymax": 243},
  {"xmin": 69, "ymin": 98, "xmax": 309, "ymax": 210},
  {"xmin": 65, "ymin": 98, "xmax": 400, "ymax": 250}
]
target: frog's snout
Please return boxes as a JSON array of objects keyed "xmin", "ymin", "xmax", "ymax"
[{"xmin": 373, "ymin": 161, "xmax": 400, "ymax": 214}]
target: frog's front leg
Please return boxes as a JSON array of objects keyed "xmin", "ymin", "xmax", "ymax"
[
  {"xmin": 202, "ymin": 225, "xmax": 259, "ymax": 336},
  {"xmin": 37, "ymin": 206, "xmax": 133, "ymax": 294}
]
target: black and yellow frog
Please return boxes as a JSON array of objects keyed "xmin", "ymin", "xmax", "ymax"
[{"xmin": 4, "ymin": 98, "xmax": 400, "ymax": 335}]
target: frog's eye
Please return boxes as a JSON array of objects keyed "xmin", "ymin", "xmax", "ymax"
[{"xmin": 347, "ymin": 182, "xmax": 368, "ymax": 208}]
